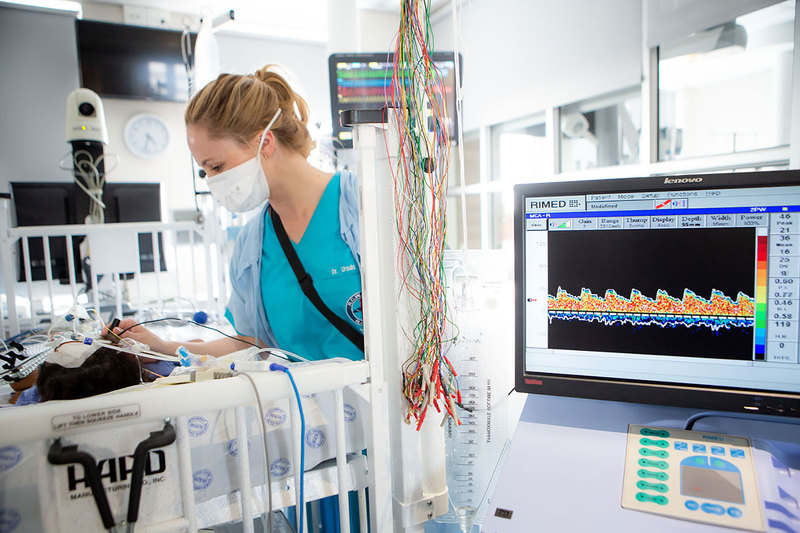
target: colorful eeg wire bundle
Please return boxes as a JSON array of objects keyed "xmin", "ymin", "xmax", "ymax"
[{"xmin": 388, "ymin": 0, "xmax": 462, "ymax": 430}]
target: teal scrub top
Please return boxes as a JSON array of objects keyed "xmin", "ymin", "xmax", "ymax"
[
  {"xmin": 224, "ymin": 170, "xmax": 360, "ymax": 352},
  {"xmin": 259, "ymin": 173, "xmax": 363, "ymax": 361}
]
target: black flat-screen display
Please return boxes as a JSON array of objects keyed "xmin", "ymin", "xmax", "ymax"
[
  {"xmin": 11, "ymin": 182, "xmax": 166, "ymax": 282},
  {"xmin": 515, "ymin": 169, "xmax": 800, "ymax": 417},
  {"xmin": 75, "ymin": 20, "xmax": 196, "ymax": 102},
  {"xmin": 328, "ymin": 51, "xmax": 461, "ymax": 149}
]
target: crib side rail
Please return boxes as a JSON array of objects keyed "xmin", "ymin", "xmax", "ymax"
[
  {"xmin": 1, "ymin": 215, "xmax": 227, "ymax": 338},
  {"xmin": 0, "ymin": 360, "xmax": 369, "ymax": 444},
  {"xmin": 0, "ymin": 360, "xmax": 371, "ymax": 533}
]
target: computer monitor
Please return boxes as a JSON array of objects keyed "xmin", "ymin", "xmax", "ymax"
[
  {"xmin": 515, "ymin": 169, "xmax": 800, "ymax": 417},
  {"xmin": 11, "ymin": 182, "xmax": 166, "ymax": 282},
  {"xmin": 328, "ymin": 51, "xmax": 461, "ymax": 149},
  {"xmin": 10, "ymin": 183, "xmax": 82, "ymax": 283}
]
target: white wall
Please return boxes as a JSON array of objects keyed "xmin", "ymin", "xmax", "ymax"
[
  {"xmin": 0, "ymin": 6, "xmax": 81, "ymax": 193},
  {"xmin": 327, "ymin": 1, "xmax": 399, "ymax": 54},
  {"xmin": 215, "ymin": 34, "xmax": 330, "ymax": 135},
  {"xmin": 356, "ymin": 9, "xmax": 401, "ymax": 53},
  {"xmin": 433, "ymin": 0, "xmax": 643, "ymax": 131},
  {"xmin": 99, "ymin": 98, "xmax": 196, "ymax": 214}
]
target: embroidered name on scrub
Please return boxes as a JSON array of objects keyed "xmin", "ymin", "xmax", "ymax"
[
  {"xmin": 260, "ymin": 173, "xmax": 363, "ymax": 361},
  {"xmin": 331, "ymin": 264, "xmax": 357, "ymax": 276}
]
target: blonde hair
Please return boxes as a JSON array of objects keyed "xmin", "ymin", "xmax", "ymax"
[{"xmin": 185, "ymin": 64, "xmax": 314, "ymax": 157}]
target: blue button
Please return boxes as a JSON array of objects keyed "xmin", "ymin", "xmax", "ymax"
[
  {"xmin": 685, "ymin": 500, "xmax": 699, "ymax": 511},
  {"xmin": 727, "ymin": 507, "xmax": 743, "ymax": 518},
  {"xmin": 692, "ymin": 444, "xmax": 706, "ymax": 453},
  {"xmin": 674, "ymin": 441, "xmax": 688, "ymax": 451},
  {"xmin": 730, "ymin": 448, "xmax": 744, "ymax": 458},
  {"xmin": 711, "ymin": 446, "xmax": 725, "ymax": 456},
  {"xmin": 701, "ymin": 503, "xmax": 725, "ymax": 515}
]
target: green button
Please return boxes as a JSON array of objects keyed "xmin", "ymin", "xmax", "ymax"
[
  {"xmin": 694, "ymin": 457, "xmax": 705, "ymax": 465},
  {"xmin": 640, "ymin": 448, "xmax": 669, "ymax": 458},
  {"xmin": 713, "ymin": 459, "xmax": 726, "ymax": 468},
  {"xmin": 640, "ymin": 438, "xmax": 669, "ymax": 448},
  {"xmin": 638, "ymin": 458, "xmax": 669, "ymax": 469},
  {"xmin": 640, "ymin": 428, "xmax": 670, "ymax": 438},
  {"xmin": 635, "ymin": 492, "xmax": 669, "ymax": 506},
  {"xmin": 637, "ymin": 469, "xmax": 669, "ymax": 481},
  {"xmin": 636, "ymin": 480, "xmax": 669, "ymax": 493}
]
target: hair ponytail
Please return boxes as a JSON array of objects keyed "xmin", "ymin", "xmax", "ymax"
[{"xmin": 185, "ymin": 64, "xmax": 315, "ymax": 157}]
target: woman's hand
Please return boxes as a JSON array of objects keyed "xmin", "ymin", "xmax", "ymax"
[
  {"xmin": 103, "ymin": 319, "xmax": 258, "ymax": 358},
  {"xmin": 105, "ymin": 318, "xmax": 170, "ymax": 354}
]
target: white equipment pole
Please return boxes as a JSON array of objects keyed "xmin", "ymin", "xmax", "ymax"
[{"xmin": 352, "ymin": 111, "xmax": 449, "ymax": 533}]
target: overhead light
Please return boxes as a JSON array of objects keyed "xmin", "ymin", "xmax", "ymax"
[{"xmin": 0, "ymin": 0, "xmax": 82, "ymax": 16}]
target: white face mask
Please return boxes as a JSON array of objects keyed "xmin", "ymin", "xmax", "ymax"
[{"xmin": 205, "ymin": 108, "xmax": 281, "ymax": 213}]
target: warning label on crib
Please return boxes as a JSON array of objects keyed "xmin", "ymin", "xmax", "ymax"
[{"xmin": 51, "ymin": 404, "xmax": 141, "ymax": 430}]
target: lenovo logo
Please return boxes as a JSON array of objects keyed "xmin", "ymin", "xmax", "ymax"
[{"xmin": 664, "ymin": 177, "xmax": 703, "ymax": 184}]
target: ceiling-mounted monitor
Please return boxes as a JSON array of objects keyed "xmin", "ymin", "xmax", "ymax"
[{"xmin": 75, "ymin": 20, "xmax": 196, "ymax": 102}]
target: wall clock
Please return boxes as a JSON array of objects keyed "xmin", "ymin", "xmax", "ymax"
[{"xmin": 124, "ymin": 113, "xmax": 170, "ymax": 158}]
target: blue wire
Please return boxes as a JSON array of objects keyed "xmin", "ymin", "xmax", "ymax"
[
  {"xmin": 271, "ymin": 363, "xmax": 305, "ymax": 533},
  {"xmin": 4, "ymin": 329, "xmax": 38, "ymax": 344}
]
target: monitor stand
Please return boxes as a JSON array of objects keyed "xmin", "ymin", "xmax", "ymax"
[{"xmin": 482, "ymin": 395, "xmax": 799, "ymax": 533}]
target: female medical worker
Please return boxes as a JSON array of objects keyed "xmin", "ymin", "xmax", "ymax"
[
  {"xmin": 113, "ymin": 66, "xmax": 365, "ymax": 533},
  {"xmin": 113, "ymin": 64, "xmax": 364, "ymax": 363}
]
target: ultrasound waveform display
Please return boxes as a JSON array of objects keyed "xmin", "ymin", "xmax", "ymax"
[{"xmin": 548, "ymin": 288, "xmax": 755, "ymax": 331}]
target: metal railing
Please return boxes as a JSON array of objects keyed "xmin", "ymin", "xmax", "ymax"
[{"xmin": 1, "ymin": 198, "xmax": 227, "ymax": 337}]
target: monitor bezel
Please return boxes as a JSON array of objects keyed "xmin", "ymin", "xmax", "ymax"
[{"xmin": 514, "ymin": 169, "xmax": 800, "ymax": 418}]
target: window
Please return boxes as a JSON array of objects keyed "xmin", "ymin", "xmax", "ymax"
[
  {"xmin": 658, "ymin": 1, "xmax": 795, "ymax": 160},
  {"xmin": 447, "ymin": 194, "xmax": 482, "ymax": 250},
  {"xmin": 492, "ymin": 115, "xmax": 549, "ymax": 184},
  {"xmin": 447, "ymin": 134, "xmax": 482, "ymax": 250},
  {"xmin": 560, "ymin": 88, "xmax": 642, "ymax": 172}
]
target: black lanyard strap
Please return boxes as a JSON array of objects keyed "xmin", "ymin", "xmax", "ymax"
[{"xmin": 269, "ymin": 207, "xmax": 365, "ymax": 352}]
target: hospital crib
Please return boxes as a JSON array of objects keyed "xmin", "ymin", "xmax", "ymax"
[
  {"xmin": 0, "ymin": 357, "xmax": 374, "ymax": 532},
  {"xmin": 0, "ymin": 199, "xmax": 388, "ymax": 532}
]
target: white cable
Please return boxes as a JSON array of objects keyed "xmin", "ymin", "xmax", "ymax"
[
  {"xmin": 58, "ymin": 152, "xmax": 74, "ymax": 171},
  {"xmin": 72, "ymin": 149, "xmax": 106, "ymax": 223},
  {"xmin": 238, "ymin": 370, "xmax": 276, "ymax": 533},
  {"xmin": 72, "ymin": 177, "xmax": 104, "ymax": 207},
  {"xmin": 20, "ymin": 335, "xmax": 50, "ymax": 345},
  {"xmin": 102, "ymin": 152, "xmax": 119, "ymax": 173}
]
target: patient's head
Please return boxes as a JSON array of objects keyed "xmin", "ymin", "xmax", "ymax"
[{"xmin": 36, "ymin": 347, "xmax": 141, "ymax": 402}]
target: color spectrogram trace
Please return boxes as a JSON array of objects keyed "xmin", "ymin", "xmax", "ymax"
[{"xmin": 548, "ymin": 288, "xmax": 755, "ymax": 332}]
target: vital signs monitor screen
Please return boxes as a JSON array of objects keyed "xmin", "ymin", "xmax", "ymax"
[{"xmin": 516, "ymin": 170, "xmax": 800, "ymax": 410}]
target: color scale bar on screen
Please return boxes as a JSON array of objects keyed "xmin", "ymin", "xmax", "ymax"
[{"xmin": 755, "ymin": 234, "xmax": 768, "ymax": 360}]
